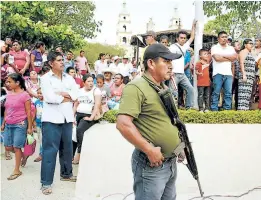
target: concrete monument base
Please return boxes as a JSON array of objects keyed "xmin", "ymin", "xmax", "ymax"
[{"xmin": 74, "ymin": 124, "xmax": 261, "ymax": 200}]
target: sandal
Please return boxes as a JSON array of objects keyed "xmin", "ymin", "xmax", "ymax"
[
  {"xmin": 5, "ymin": 154, "xmax": 12, "ymax": 160},
  {"xmin": 21, "ymin": 156, "xmax": 29, "ymax": 167},
  {"xmin": 34, "ymin": 156, "xmax": 42, "ymax": 162},
  {"xmin": 60, "ymin": 176, "xmax": 77, "ymax": 182},
  {"xmin": 7, "ymin": 171, "xmax": 22, "ymax": 180},
  {"xmin": 72, "ymin": 160, "xmax": 79, "ymax": 165},
  {"xmin": 41, "ymin": 185, "xmax": 52, "ymax": 195}
]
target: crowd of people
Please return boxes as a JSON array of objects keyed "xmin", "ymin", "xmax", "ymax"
[
  {"xmin": 144, "ymin": 22, "xmax": 261, "ymax": 112},
  {"xmin": 0, "ymin": 24, "xmax": 261, "ymax": 195}
]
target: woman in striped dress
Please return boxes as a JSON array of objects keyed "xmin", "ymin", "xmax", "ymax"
[{"xmin": 238, "ymin": 39, "xmax": 256, "ymax": 110}]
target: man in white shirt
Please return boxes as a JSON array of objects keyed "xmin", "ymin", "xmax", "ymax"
[
  {"xmin": 94, "ymin": 53, "xmax": 108, "ymax": 75},
  {"xmin": 40, "ymin": 51, "xmax": 79, "ymax": 195},
  {"xmin": 118, "ymin": 56, "xmax": 133, "ymax": 84},
  {"xmin": 210, "ymin": 31, "xmax": 237, "ymax": 111},
  {"xmin": 109, "ymin": 56, "xmax": 121, "ymax": 74},
  {"xmin": 169, "ymin": 20, "xmax": 196, "ymax": 109}
]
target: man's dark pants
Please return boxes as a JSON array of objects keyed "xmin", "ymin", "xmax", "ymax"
[
  {"xmin": 232, "ymin": 78, "xmax": 239, "ymax": 110},
  {"xmin": 41, "ymin": 121, "xmax": 73, "ymax": 186}
]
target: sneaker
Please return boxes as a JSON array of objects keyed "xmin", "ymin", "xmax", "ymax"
[
  {"xmin": 204, "ymin": 109, "xmax": 210, "ymax": 113},
  {"xmin": 199, "ymin": 110, "xmax": 204, "ymax": 113}
]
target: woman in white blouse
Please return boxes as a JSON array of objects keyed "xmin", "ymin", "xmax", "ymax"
[{"xmin": 73, "ymin": 74, "xmax": 102, "ymax": 163}]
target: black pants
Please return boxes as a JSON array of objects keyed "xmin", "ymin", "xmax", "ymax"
[
  {"xmin": 72, "ymin": 141, "xmax": 77, "ymax": 157},
  {"xmin": 232, "ymin": 78, "xmax": 239, "ymax": 110},
  {"xmin": 76, "ymin": 112, "xmax": 96, "ymax": 153},
  {"xmin": 198, "ymin": 86, "xmax": 210, "ymax": 111},
  {"xmin": 178, "ymin": 85, "xmax": 185, "ymax": 107}
]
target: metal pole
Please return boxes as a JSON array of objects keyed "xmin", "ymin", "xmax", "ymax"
[{"xmin": 193, "ymin": 1, "xmax": 204, "ymax": 109}]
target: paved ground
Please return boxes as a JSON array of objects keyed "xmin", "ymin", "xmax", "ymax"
[
  {"xmin": 75, "ymin": 124, "xmax": 261, "ymax": 200},
  {"xmin": 1, "ymin": 124, "xmax": 261, "ymax": 200},
  {"xmin": 1, "ymin": 143, "xmax": 78, "ymax": 200}
]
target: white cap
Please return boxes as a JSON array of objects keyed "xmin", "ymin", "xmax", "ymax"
[{"xmin": 113, "ymin": 56, "xmax": 120, "ymax": 60}]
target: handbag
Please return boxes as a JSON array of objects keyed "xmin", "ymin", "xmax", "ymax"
[{"xmin": 23, "ymin": 135, "xmax": 36, "ymax": 156}]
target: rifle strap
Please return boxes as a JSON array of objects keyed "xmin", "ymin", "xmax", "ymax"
[{"xmin": 142, "ymin": 75, "xmax": 178, "ymax": 123}]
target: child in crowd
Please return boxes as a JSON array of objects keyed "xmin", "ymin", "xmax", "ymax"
[
  {"xmin": 33, "ymin": 88, "xmax": 44, "ymax": 162},
  {"xmin": 25, "ymin": 70, "xmax": 40, "ymax": 103},
  {"xmin": 96, "ymin": 74, "xmax": 111, "ymax": 114},
  {"xmin": 130, "ymin": 68, "xmax": 138, "ymax": 81},
  {"xmin": 195, "ymin": 49, "xmax": 211, "ymax": 112},
  {"xmin": 1, "ymin": 73, "xmax": 32, "ymax": 180}
]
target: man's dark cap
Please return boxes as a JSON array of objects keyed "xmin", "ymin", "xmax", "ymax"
[
  {"xmin": 143, "ymin": 43, "xmax": 182, "ymax": 61},
  {"xmin": 144, "ymin": 30, "xmax": 157, "ymax": 38}
]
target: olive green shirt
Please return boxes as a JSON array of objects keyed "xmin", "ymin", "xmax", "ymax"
[{"xmin": 118, "ymin": 75, "xmax": 180, "ymax": 158}]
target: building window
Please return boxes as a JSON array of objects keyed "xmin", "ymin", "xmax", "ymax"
[
  {"xmin": 123, "ymin": 25, "xmax": 127, "ymax": 32},
  {"xmin": 123, "ymin": 37, "xmax": 127, "ymax": 43}
]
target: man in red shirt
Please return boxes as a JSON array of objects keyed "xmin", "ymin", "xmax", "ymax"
[
  {"xmin": 9, "ymin": 40, "xmax": 30, "ymax": 75},
  {"xmin": 195, "ymin": 49, "xmax": 211, "ymax": 112},
  {"xmin": 66, "ymin": 66, "xmax": 84, "ymax": 88}
]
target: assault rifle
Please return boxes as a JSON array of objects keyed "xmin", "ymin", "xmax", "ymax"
[
  {"xmin": 158, "ymin": 88, "xmax": 204, "ymax": 197},
  {"xmin": 142, "ymin": 75, "xmax": 204, "ymax": 196}
]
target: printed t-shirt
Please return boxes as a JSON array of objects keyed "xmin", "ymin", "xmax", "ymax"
[
  {"xmin": 34, "ymin": 99, "xmax": 43, "ymax": 127},
  {"xmin": 77, "ymin": 87, "xmax": 101, "ymax": 114}
]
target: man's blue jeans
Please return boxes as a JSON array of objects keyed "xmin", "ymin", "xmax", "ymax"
[
  {"xmin": 174, "ymin": 73, "xmax": 194, "ymax": 108},
  {"xmin": 211, "ymin": 74, "xmax": 233, "ymax": 111},
  {"xmin": 41, "ymin": 122, "xmax": 73, "ymax": 186},
  {"xmin": 132, "ymin": 149, "xmax": 177, "ymax": 200}
]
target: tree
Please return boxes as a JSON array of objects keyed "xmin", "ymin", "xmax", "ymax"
[
  {"xmin": 204, "ymin": 12, "xmax": 261, "ymax": 39},
  {"xmin": 203, "ymin": 1, "xmax": 261, "ymax": 21},
  {"xmin": 47, "ymin": 1, "xmax": 102, "ymax": 38},
  {"xmin": 74, "ymin": 43, "xmax": 126, "ymax": 68},
  {"xmin": 0, "ymin": 2, "xmax": 87, "ymax": 50},
  {"xmin": 203, "ymin": 1, "xmax": 261, "ymax": 37}
]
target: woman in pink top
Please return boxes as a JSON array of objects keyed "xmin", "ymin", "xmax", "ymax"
[
  {"xmin": 1, "ymin": 73, "xmax": 32, "ymax": 180},
  {"xmin": 108, "ymin": 73, "xmax": 125, "ymax": 110},
  {"xmin": 9, "ymin": 40, "xmax": 30, "ymax": 75}
]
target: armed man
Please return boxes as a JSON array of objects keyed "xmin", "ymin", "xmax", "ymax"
[{"xmin": 117, "ymin": 43, "xmax": 184, "ymax": 200}]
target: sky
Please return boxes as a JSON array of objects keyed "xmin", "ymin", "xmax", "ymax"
[{"xmin": 89, "ymin": 0, "xmax": 210, "ymax": 45}]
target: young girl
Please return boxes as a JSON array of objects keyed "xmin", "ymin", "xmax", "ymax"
[
  {"xmin": 25, "ymin": 70, "xmax": 40, "ymax": 103},
  {"xmin": 1, "ymin": 73, "xmax": 32, "ymax": 180},
  {"xmin": 96, "ymin": 74, "xmax": 110, "ymax": 114}
]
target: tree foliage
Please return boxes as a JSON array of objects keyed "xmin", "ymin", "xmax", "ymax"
[
  {"xmin": 0, "ymin": 1, "xmax": 101, "ymax": 50},
  {"xmin": 47, "ymin": 1, "xmax": 102, "ymax": 38},
  {"xmin": 204, "ymin": 12, "xmax": 261, "ymax": 39},
  {"xmin": 203, "ymin": 1, "xmax": 261, "ymax": 38},
  {"xmin": 203, "ymin": 1, "xmax": 261, "ymax": 21},
  {"xmin": 74, "ymin": 43, "xmax": 126, "ymax": 68}
]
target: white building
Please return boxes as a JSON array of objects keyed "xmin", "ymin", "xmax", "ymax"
[
  {"xmin": 169, "ymin": 6, "xmax": 182, "ymax": 30},
  {"xmin": 116, "ymin": 0, "xmax": 133, "ymax": 45},
  {"xmin": 146, "ymin": 18, "xmax": 155, "ymax": 32}
]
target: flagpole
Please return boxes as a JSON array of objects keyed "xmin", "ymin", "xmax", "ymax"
[{"xmin": 193, "ymin": 1, "xmax": 204, "ymax": 109}]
